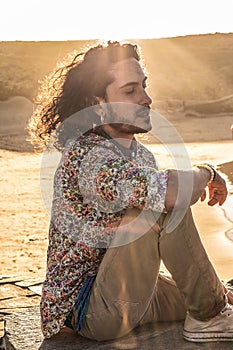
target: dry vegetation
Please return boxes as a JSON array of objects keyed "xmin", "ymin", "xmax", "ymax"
[
  {"xmin": 1, "ymin": 34, "xmax": 233, "ymax": 152},
  {"xmin": 139, "ymin": 34, "xmax": 233, "ymax": 102},
  {"xmin": 1, "ymin": 33, "xmax": 233, "ymax": 106}
]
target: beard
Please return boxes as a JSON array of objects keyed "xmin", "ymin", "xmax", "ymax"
[
  {"xmin": 108, "ymin": 122, "xmax": 152, "ymax": 135},
  {"xmin": 104, "ymin": 103, "xmax": 152, "ymax": 134}
]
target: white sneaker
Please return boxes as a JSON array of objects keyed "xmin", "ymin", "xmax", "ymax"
[{"xmin": 183, "ymin": 303, "xmax": 233, "ymax": 342}]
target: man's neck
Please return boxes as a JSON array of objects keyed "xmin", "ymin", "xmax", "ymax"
[{"xmin": 101, "ymin": 125, "xmax": 134, "ymax": 149}]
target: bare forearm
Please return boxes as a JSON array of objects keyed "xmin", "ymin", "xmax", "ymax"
[{"xmin": 165, "ymin": 167, "xmax": 216, "ymax": 211}]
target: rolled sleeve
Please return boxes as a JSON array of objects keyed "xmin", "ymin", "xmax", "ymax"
[{"xmin": 79, "ymin": 149, "xmax": 168, "ymax": 213}]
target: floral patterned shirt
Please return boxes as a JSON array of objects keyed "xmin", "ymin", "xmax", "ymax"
[{"xmin": 40, "ymin": 132, "xmax": 168, "ymax": 338}]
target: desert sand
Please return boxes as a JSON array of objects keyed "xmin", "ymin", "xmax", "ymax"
[{"xmin": 0, "ymin": 97, "xmax": 233, "ymax": 318}]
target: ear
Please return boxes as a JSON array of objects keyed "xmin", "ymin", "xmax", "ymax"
[
  {"xmin": 94, "ymin": 96, "xmax": 106, "ymax": 105},
  {"xmin": 94, "ymin": 96, "xmax": 107, "ymax": 118}
]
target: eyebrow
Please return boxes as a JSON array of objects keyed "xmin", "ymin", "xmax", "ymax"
[{"xmin": 119, "ymin": 76, "xmax": 148, "ymax": 89}]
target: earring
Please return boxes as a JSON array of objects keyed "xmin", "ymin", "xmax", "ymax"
[{"xmin": 100, "ymin": 109, "xmax": 105, "ymax": 124}]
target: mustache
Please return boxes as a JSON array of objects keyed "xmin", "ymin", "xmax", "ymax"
[{"xmin": 135, "ymin": 105, "xmax": 151, "ymax": 117}]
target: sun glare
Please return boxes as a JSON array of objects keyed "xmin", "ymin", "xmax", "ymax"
[{"xmin": 1, "ymin": 0, "xmax": 233, "ymax": 41}]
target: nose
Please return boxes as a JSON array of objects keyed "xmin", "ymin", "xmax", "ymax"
[{"xmin": 140, "ymin": 89, "xmax": 152, "ymax": 107}]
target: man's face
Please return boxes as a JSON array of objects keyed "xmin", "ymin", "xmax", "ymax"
[{"xmin": 103, "ymin": 58, "xmax": 153, "ymax": 134}]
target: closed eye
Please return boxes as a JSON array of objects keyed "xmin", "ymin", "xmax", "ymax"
[
  {"xmin": 125, "ymin": 88, "xmax": 135, "ymax": 94},
  {"xmin": 121, "ymin": 78, "xmax": 148, "ymax": 94}
]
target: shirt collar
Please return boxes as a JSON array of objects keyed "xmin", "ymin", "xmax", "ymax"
[{"xmin": 93, "ymin": 128, "xmax": 138, "ymax": 159}]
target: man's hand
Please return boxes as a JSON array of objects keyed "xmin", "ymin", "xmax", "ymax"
[{"xmin": 200, "ymin": 172, "xmax": 228, "ymax": 206}]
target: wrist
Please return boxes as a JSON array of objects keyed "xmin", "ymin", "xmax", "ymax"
[{"xmin": 194, "ymin": 163, "xmax": 216, "ymax": 184}]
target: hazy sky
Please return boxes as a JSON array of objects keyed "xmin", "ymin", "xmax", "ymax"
[{"xmin": 1, "ymin": 0, "xmax": 233, "ymax": 41}]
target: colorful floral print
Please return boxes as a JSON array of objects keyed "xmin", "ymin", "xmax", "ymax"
[{"xmin": 41, "ymin": 132, "xmax": 168, "ymax": 338}]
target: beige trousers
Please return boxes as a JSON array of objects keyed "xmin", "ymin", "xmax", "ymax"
[{"xmin": 78, "ymin": 208, "xmax": 225, "ymax": 341}]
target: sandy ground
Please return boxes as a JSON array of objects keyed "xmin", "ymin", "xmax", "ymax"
[
  {"xmin": 0, "ymin": 150, "xmax": 49, "ymax": 280},
  {"xmin": 1, "ymin": 141, "xmax": 232, "ymax": 285}
]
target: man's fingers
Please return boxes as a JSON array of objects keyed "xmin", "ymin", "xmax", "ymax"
[
  {"xmin": 208, "ymin": 193, "xmax": 227, "ymax": 206},
  {"xmin": 208, "ymin": 198, "xmax": 218, "ymax": 206},
  {"xmin": 207, "ymin": 182, "xmax": 228, "ymax": 206},
  {"xmin": 219, "ymin": 195, "xmax": 227, "ymax": 205},
  {"xmin": 201, "ymin": 189, "xmax": 206, "ymax": 202}
]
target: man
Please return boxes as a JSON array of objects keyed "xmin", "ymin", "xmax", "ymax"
[{"xmin": 28, "ymin": 41, "xmax": 233, "ymax": 343}]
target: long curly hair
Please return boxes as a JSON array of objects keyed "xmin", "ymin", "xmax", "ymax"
[{"xmin": 27, "ymin": 41, "xmax": 141, "ymax": 152}]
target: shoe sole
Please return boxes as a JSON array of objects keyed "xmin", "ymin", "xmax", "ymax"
[{"xmin": 183, "ymin": 330, "xmax": 233, "ymax": 342}]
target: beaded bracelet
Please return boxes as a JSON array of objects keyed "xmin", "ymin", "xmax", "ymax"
[{"xmin": 194, "ymin": 163, "xmax": 216, "ymax": 184}]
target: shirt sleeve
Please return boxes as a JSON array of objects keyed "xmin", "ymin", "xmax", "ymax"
[{"xmin": 77, "ymin": 144, "xmax": 168, "ymax": 214}]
